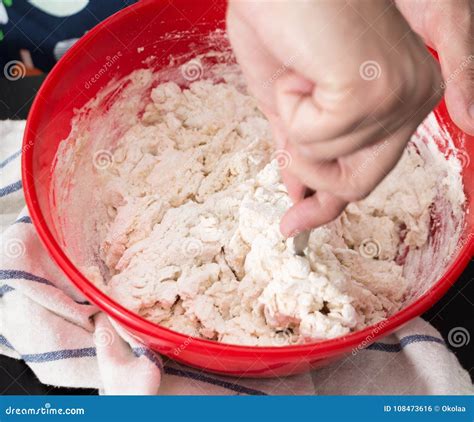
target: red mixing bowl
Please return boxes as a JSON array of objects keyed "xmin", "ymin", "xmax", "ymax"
[{"xmin": 22, "ymin": 0, "xmax": 474, "ymax": 377}]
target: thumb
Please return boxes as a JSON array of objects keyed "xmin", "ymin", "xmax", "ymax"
[
  {"xmin": 266, "ymin": 112, "xmax": 306, "ymax": 203},
  {"xmin": 436, "ymin": 23, "xmax": 474, "ymax": 134}
]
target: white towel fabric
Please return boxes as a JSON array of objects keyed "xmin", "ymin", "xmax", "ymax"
[{"xmin": 0, "ymin": 120, "xmax": 472, "ymax": 395}]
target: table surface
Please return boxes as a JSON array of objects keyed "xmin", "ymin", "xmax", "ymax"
[{"xmin": 0, "ymin": 75, "xmax": 472, "ymax": 395}]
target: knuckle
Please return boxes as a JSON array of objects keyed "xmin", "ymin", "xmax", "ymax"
[
  {"xmin": 337, "ymin": 175, "xmax": 372, "ymax": 202},
  {"xmin": 288, "ymin": 120, "xmax": 318, "ymax": 146},
  {"xmin": 342, "ymin": 188, "xmax": 371, "ymax": 203},
  {"xmin": 411, "ymin": 58, "xmax": 443, "ymax": 106},
  {"xmin": 368, "ymin": 54, "xmax": 442, "ymax": 118},
  {"xmin": 463, "ymin": 61, "xmax": 474, "ymax": 84},
  {"xmin": 339, "ymin": 162, "xmax": 380, "ymax": 202},
  {"xmin": 297, "ymin": 143, "xmax": 332, "ymax": 162}
]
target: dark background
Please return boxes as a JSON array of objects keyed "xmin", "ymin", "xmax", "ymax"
[{"xmin": 0, "ymin": 75, "xmax": 472, "ymax": 395}]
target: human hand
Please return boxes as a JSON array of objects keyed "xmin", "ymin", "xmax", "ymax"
[
  {"xmin": 396, "ymin": 0, "xmax": 474, "ymax": 134},
  {"xmin": 227, "ymin": 0, "xmax": 443, "ymax": 236}
]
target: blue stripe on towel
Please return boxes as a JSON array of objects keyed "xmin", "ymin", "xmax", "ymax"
[
  {"xmin": 164, "ymin": 366, "xmax": 267, "ymax": 395},
  {"xmin": 0, "ymin": 284, "xmax": 15, "ymax": 296},
  {"xmin": 0, "ymin": 180, "xmax": 22, "ymax": 197},
  {"xmin": 367, "ymin": 342, "xmax": 402, "ymax": 353},
  {"xmin": 0, "ymin": 270, "xmax": 91, "ymax": 305},
  {"xmin": 0, "ymin": 335, "xmax": 15, "ymax": 350},
  {"xmin": 0, "ymin": 338, "xmax": 98, "ymax": 362},
  {"xmin": 132, "ymin": 346, "xmax": 267, "ymax": 395},
  {"xmin": 368, "ymin": 334, "xmax": 445, "ymax": 352},
  {"xmin": 14, "ymin": 216, "xmax": 32, "ymax": 224},
  {"xmin": 0, "ymin": 269, "xmax": 56, "ymax": 287},
  {"xmin": 23, "ymin": 347, "xmax": 97, "ymax": 362},
  {"xmin": 0, "ymin": 149, "xmax": 21, "ymax": 169},
  {"xmin": 133, "ymin": 346, "xmax": 164, "ymax": 371}
]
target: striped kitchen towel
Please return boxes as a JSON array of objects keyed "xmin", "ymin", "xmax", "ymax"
[{"xmin": 0, "ymin": 119, "xmax": 472, "ymax": 395}]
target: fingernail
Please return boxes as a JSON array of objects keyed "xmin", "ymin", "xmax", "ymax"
[
  {"xmin": 287, "ymin": 228, "xmax": 302, "ymax": 238},
  {"xmin": 280, "ymin": 225, "xmax": 295, "ymax": 238}
]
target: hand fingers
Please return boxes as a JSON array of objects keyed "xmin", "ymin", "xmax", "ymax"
[
  {"xmin": 284, "ymin": 143, "xmax": 343, "ymax": 195},
  {"xmin": 281, "ymin": 168, "xmax": 306, "ymax": 203},
  {"xmin": 293, "ymin": 115, "xmax": 392, "ymax": 161},
  {"xmin": 227, "ymin": 4, "xmax": 311, "ymax": 204},
  {"xmin": 274, "ymin": 70, "xmax": 377, "ymax": 144},
  {"xmin": 265, "ymin": 112, "xmax": 306, "ymax": 202},
  {"xmin": 397, "ymin": 0, "xmax": 474, "ymax": 134},
  {"xmin": 285, "ymin": 116, "xmax": 418, "ymax": 203},
  {"xmin": 280, "ymin": 191, "xmax": 348, "ymax": 237},
  {"xmin": 293, "ymin": 83, "xmax": 441, "ymax": 162},
  {"xmin": 436, "ymin": 11, "xmax": 474, "ymax": 134},
  {"xmin": 226, "ymin": 5, "xmax": 284, "ymax": 116}
]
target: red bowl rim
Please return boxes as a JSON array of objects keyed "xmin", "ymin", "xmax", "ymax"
[{"xmin": 21, "ymin": 0, "xmax": 474, "ymax": 358}]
